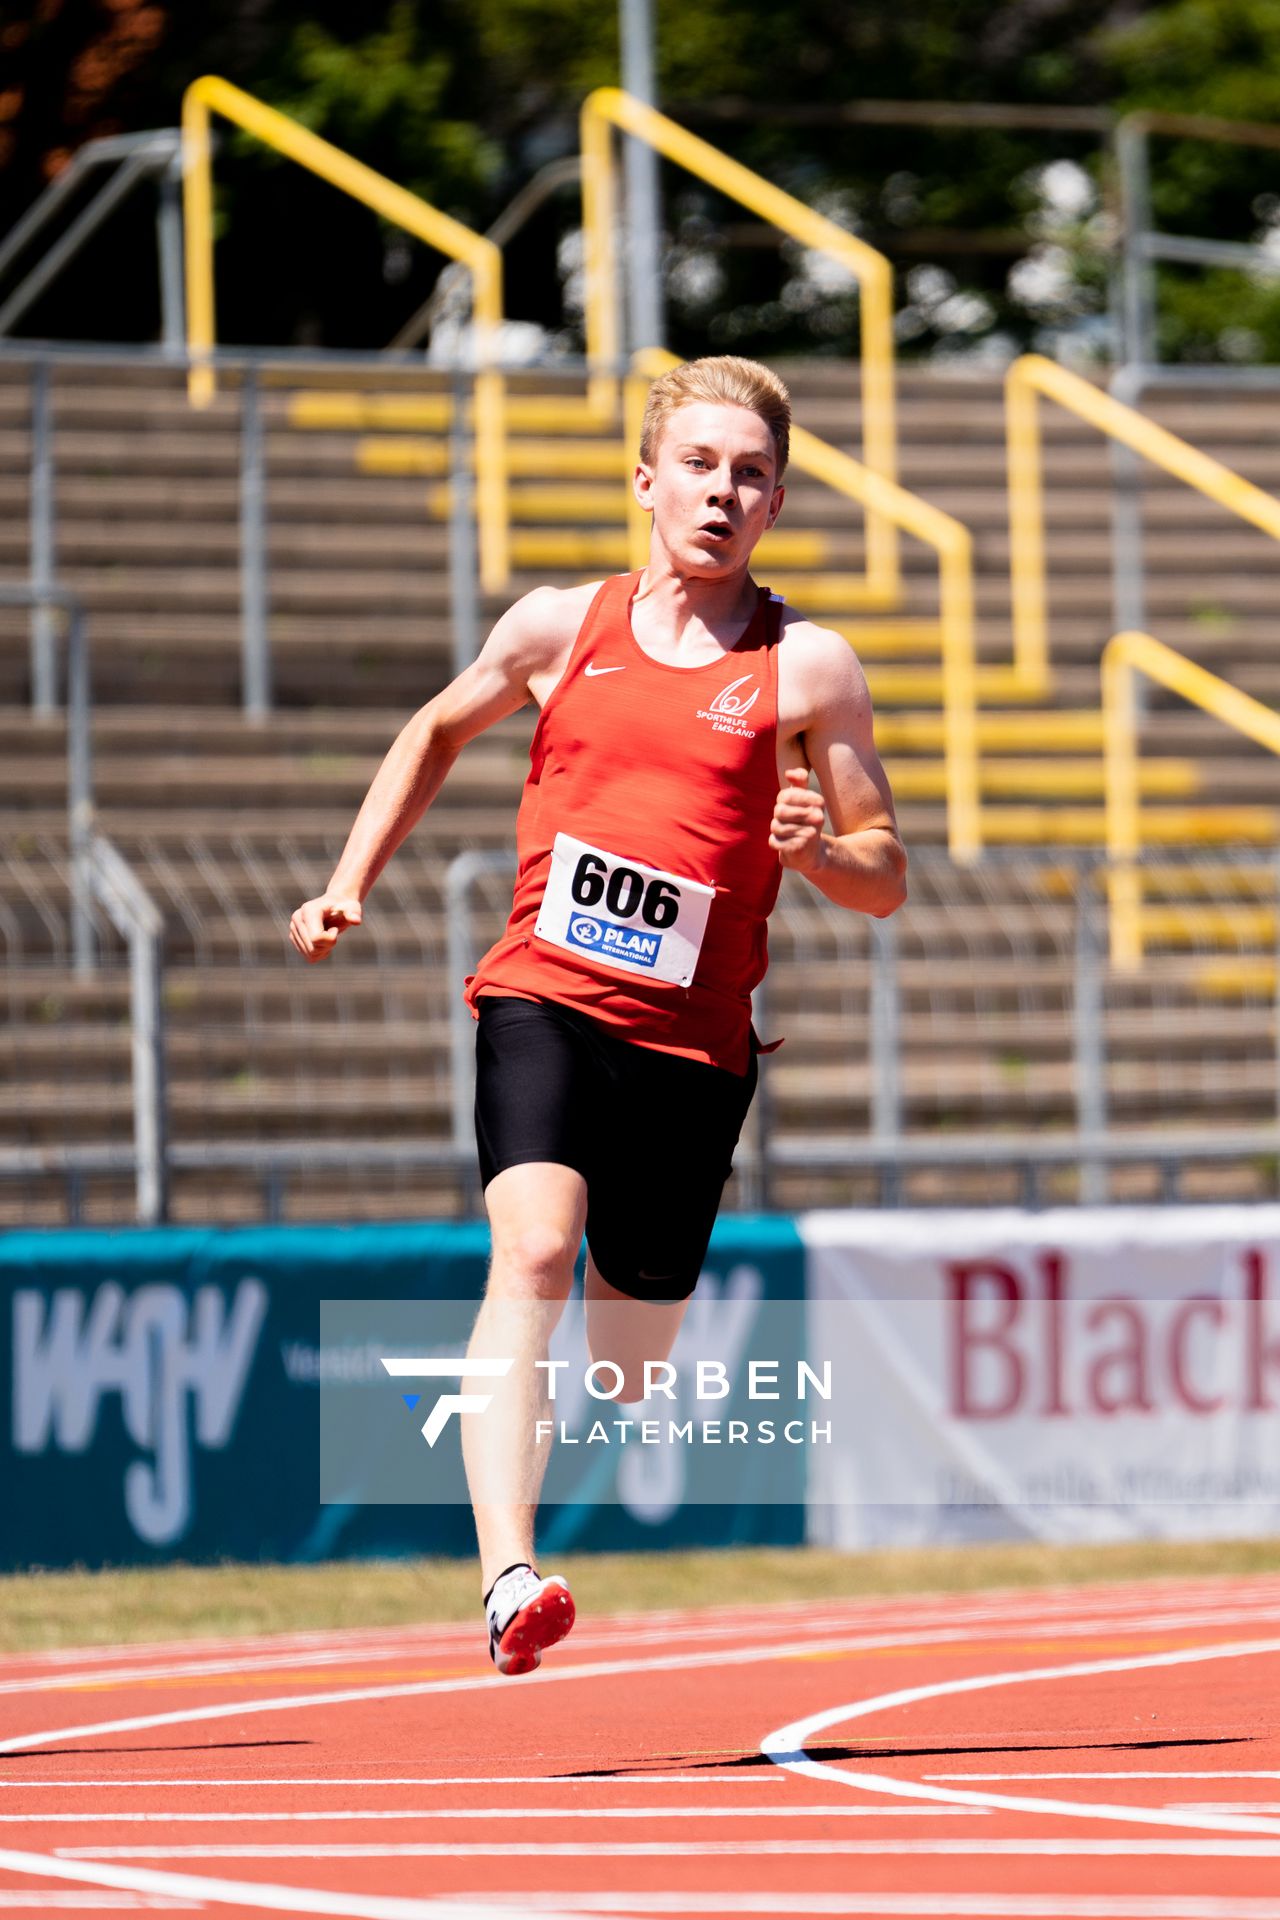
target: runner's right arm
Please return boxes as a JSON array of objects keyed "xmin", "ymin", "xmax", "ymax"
[{"xmin": 288, "ymin": 586, "xmax": 590, "ymax": 962}]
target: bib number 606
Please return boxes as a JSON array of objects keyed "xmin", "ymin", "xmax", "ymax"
[{"xmin": 571, "ymin": 852, "xmax": 680, "ymax": 929}]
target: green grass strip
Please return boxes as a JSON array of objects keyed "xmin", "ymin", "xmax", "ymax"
[{"xmin": 2, "ymin": 1536, "xmax": 1278, "ymax": 1654}]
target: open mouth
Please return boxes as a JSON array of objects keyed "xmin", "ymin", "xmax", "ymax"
[{"xmin": 698, "ymin": 522, "xmax": 734, "ymax": 542}]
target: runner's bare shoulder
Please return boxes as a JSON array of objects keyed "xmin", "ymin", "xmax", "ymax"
[
  {"xmin": 484, "ymin": 580, "xmax": 605, "ymax": 698},
  {"xmin": 775, "ymin": 603, "xmax": 873, "ymax": 733}
]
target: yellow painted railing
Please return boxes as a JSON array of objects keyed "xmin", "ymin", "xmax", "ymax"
[
  {"xmin": 181, "ymin": 75, "xmax": 509, "ymax": 589},
  {"xmin": 626, "ymin": 348, "xmax": 979, "ymax": 860},
  {"xmin": 583, "ymin": 88, "xmax": 899, "ymax": 607},
  {"xmin": 1103, "ymin": 629, "xmax": 1280, "ymax": 966},
  {"xmin": 1007, "ymin": 353, "xmax": 1280, "ymax": 693}
]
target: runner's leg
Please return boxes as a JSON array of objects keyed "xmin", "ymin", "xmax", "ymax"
[
  {"xmin": 463, "ymin": 1159, "xmax": 587, "ymax": 1595},
  {"xmin": 584, "ymin": 1255, "xmax": 691, "ymax": 1403},
  {"xmin": 582, "ymin": 1037, "xmax": 758, "ymax": 1398}
]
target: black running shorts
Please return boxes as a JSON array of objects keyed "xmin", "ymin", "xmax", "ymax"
[{"xmin": 474, "ymin": 994, "xmax": 758, "ymax": 1302}]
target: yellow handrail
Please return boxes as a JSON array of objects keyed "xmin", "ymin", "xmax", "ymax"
[
  {"xmin": 1103, "ymin": 628, "xmax": 1280, "ymax": 967},
  {"xmin": 1007, "ymin": 353, "xmax": 1280, "ymax": 693},
  {"xmin": 181, "ymin": 75, "xmax": 509, "ymax": 591},
  {"xmin": 582, "ymin": 88, "xmax": 899, "ymax": 608},
  {"xmin": 625, "ymin": 348, "xmax": 979, "ymax": 861}
]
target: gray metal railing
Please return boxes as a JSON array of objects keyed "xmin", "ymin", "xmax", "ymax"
[
  {"xmin": 11, "ymin": 348, "xmax": 283, "ymax": 724},
  {"xmin": 1115, "ymin": 111, "xmax": 1280, "ymax": 374},
  {"xmin": 0, "ymin": 584, "xmax": 168, "ymax": 1222},
  {"xmin": 83, "ymin": 834, "xmax": 168, "ymax": 1224},
  {"xmin": 0, "ymin": 130, "xmax": 185, "ymax": 351},
  {"xmin": 0, "ymin": 582, "xmax": 94, "ymax": 965},
  {"xmin": 5, "ymin": 837, "xmax": 1280, "ymax": 1221},
  {"xmin": 0, "ymin": 343, "xmax": 627, "ymax": 721}
]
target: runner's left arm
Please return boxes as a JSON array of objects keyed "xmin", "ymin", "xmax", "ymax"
[{"xmin": 769, "ymin": 626, "xmax": 907, "ymax": 917}]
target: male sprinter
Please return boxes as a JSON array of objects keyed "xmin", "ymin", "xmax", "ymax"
[{"xmin": 289, "ymin": 356, "xmax": 906, "ymax": 1675}]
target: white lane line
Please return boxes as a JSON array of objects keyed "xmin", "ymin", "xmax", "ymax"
[
  {"xmin": 0, "ymin": 1644, "xmax": 478, "ymax": 1699},
  {"xmin": 49, "ymin": 1840, "xmax": 1280, "ymax": 1858},
  {"xmin": 0, "ymin": 1900, "xmax": 201, "ymax": 1912},
  {"xmin": 0, "ymin": 1847, "xmax": 581, "ymax": 1920},
  {"xmin": 9, "ymin": 1611, "xmax": 1280, "ymax": 1763},
  {"xmin": 0, "ymin": 1775, "xmax": 794, "ymax": 1789},
  {"xmin": 0, "ymin": 1619, "xmax": 1128, "ymax": 1759},
  {"xmin": 468, "ymin": 1898, "xmax": 1280, "ymax": 1918},
  {"xmin": 1, "ymin": 1604, "xmax": 1272, "ymax": 1920},
  {"xmin": 0, "ymin": 1623, "xmax": 1004, "ymax": 1744},
  {"xmin": 925, "ymin": 1772, "xmax": 1280, "ymax": 1782},
  {"xmin": 12, "ymin": 1589, "xmax": 1280, "ymax": 1697},
  {"xmin": 8, "ymin": 1575, "xmax": 1277, "ymax": 1677},
  {"xmin": 8, "ymin": 1597, "xmax": 1277, "ymax": 1701},
  {"xmin": 1171, "ymin": 1805, "xmax": 1280, "ymax": 1815},
  {"xmin": 0, "ymin": 1806, "xmax": 983, "ymax": 1824},
  {"xmin": 762, "ymin": 1636, "xmax": 1280, "ymax": 1838}
]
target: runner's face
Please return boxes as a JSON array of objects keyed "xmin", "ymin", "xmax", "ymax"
[{"xmin": 637, "ymin": 401, "xmax": 784, "ymax": 575}]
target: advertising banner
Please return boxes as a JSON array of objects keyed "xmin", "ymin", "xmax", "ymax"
[
  {"xmin": 1, "ymin": 1216, "xmax": 803, "ymax": 1570},
  {"xmin": 803, "ymin": 1206, "xmax": 1280, "ymax": 1549}
]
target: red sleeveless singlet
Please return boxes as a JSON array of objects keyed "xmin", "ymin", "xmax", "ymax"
[{"xmin": 465, "ymin": 571, "xmax": 784, "ymax": 1074}]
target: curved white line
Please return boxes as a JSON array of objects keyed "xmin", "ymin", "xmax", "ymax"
[
  {"xmin": 0, "ymin": 1619, "xmax": 1146, "ymax": 1759},
  {"xmin": 10, "ymin": 1596, "xmax": 1280, "ymax": 1760},
  {"xmin": 761, "ymin": 1636, "xmax": 1280, "ymax": 1837}
]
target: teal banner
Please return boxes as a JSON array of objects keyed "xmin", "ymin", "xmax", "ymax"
[{"xmin": 1, "ymin": 1217, "xmax": 804, "ymax": 1570}]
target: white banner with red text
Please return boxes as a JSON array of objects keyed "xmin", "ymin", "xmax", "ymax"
[{"xmin": 801, "ymin": 1206, "xmax": 1280, "ymax": 1549}]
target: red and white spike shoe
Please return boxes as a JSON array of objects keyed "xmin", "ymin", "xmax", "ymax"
[{"xmin": 485, "ymin": 1564, "xmax": 576, "ymax": 1677}]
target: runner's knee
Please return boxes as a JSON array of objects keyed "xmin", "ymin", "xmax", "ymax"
[{"xmin": 488, "ymin": 1223, "xmax": 580, "ymax": 1297}]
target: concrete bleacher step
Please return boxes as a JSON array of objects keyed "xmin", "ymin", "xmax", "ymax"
[
  {"xmin": 890, "ymin": 758, "xmax": 1200, "ymax": 803},
  {"xmin": 507, "ymin": 528, "xmax": 830, "ymax": 569},
  {"xmin": 863, "ymin": 665, "xmax": 1045, "ymax": 705},
  {"xmin": 1135, "ymin": 904, "xmax": 1278, "ymax": 948},
  {"xmin": 975, "ymin": 803, "xmax": 1277, "ymax": 845},
  {"xmin": 288, "ymin": 390, "xmax": 613, "ymax": 434}
]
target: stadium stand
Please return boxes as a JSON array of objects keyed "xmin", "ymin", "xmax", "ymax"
[
  {"xmin": 6, "ymin": 350, "xmax": 1280, "ymax": 1222},
  {"xmin": 8, "ymin": 74, "xmax": 1280, "ymax": 1223}
]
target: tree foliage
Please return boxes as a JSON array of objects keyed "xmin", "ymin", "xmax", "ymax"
[
  {"xmin": 2, "ymin": 0, "xmax": 1280, "ymax": 361},
  {"xmin": 1102, "ymin": 0, "xmax": 1280, "ymax": 360}
]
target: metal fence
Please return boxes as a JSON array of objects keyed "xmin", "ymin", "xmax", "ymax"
[{"xmin": 5, "ymin": 838, "xmax": 1280, "ymax": 1224}]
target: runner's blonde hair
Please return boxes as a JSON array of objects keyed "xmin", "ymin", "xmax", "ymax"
[{"xmin": 639, "ymin": 355, "xmax": 790, "ymax": 476}]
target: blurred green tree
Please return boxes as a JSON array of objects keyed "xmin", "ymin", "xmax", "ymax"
[
  {"xmin": 1, "ymin": 0, "xmax": 1278, "ymax": 361},
  {"xmin": 1102, "ymin": 0, "xmax": 1280, "ymax": 360}
]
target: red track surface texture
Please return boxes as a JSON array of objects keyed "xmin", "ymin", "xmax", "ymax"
[{"xmin": 1, "ymin": 1572, "xmax": 1280, "ymax": 1918}]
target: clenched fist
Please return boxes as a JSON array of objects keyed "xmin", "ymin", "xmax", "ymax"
[
  {"xmin": 288, "ymin": 894, "xmax": 363, "ymax": 963},
  {"xmin": 769, "ymin": 767, "xmax": 826, "ymax": 872}
]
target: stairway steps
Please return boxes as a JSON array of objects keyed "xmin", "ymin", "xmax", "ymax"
[
  {"xmin": 508, "ymin": 528, "xmax": 829, "ymax": 569},
  {"xmin": 976, "ymin": 803, "xmax": 1277, "ymax": 846}
]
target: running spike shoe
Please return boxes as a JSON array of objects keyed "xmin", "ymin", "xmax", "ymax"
[{"xmin": 484, "ymin": 1563, "xmax": 576, "ymax": 1676}]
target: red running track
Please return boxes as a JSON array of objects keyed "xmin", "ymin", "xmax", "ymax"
[{"xmin": 0, "ymin": 1571, "xmax": 1279, "ymax": 1918}]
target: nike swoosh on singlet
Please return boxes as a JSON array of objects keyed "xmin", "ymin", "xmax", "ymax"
[{"xmin": 583, "ymin": 662, "xmax": 626, "ymax": 676}]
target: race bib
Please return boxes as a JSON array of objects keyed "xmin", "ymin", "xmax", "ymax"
[{"xmin": 535, "ymin": 832, "xmax": 715, "ymax": 988}]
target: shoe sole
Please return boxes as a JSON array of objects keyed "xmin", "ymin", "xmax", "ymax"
[{"xmin": 494, "ymin": 1582, "xmax": 576, "ymax": 1677}]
